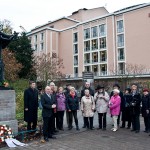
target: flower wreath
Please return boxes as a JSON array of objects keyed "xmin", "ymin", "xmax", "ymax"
[{"xmin": 0, "ymin": 125, "xmax": 14, "ymax": 143}]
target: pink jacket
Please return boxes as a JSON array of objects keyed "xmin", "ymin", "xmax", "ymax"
[{"xmin": 109, "ymin": 95, "xmax": 121, "ymax": 116}]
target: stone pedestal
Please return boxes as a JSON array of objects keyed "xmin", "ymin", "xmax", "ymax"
[{"xmin": 0, "ymin": 90, "xmax": 18, "ymax": 133}]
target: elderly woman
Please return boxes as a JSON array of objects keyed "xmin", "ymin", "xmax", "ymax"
[
  {"xmin": 109, "ymin": 89, "xmax": 121, "ymax": 132},
  {"xmin": 66, "ymin": 87, "xmax": 80, "ymax": 130},
  {"xmin": 81, "ymin": 89, "xmax": 95, "ymax": 130},
  {"xmin": 94, "ymin": 85, "xmax": 109, "ymax": 130},
  {"xmin": 56, "ymin": 87, "xmax": 66, "ymax": 131}
]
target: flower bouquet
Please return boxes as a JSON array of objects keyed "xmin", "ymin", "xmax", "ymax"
[{"xmin": 0, "ymin": 125, "xmax": 13, "ymax": 143}]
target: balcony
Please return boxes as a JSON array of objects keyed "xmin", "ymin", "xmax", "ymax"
[
  {"xmin": 84, "ymin": 59, "xmax": 91, "ymax": 64},
  {"xmin": 118, "ymin": 55, "xmax": 125, "ymax": 61},
  {"xmin": 91, "ymin": 46, "xmax": 98, "ymax": 50},
  {"xmin": 92, "ymin": 59, "xmax": 98, "ymax": 63},
  {"xmin": 84, "ymin": 47, "xmax": 90, "ymax": 52}
]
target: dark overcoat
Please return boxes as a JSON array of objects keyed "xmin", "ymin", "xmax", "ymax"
[
  {"xmin": 141, "ymin": 94, "xmax": 150, "ymax": 117},
  {"xmin": 24, "ymin": 88, "xmax": 38, "ymax": 122},
  {"xmin": 41, "ymin": 93, "xmax": 56, "ymax": 118}
]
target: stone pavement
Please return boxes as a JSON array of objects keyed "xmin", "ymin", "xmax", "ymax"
[{"xmin": 2, "ymin": 111, "xmax": 150, "ymax": 150}]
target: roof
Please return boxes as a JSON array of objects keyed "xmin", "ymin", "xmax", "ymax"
[{"xmin": 28, "ymin": 2, "xmax": 150, "ymax": 36}]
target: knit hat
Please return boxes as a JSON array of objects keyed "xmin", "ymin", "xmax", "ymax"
[
  {"xmin": 113, "ymin": 83, "xmax": 120, "ymax": 89},
  {"xmin": 143, "ymin": 88, "xmax": 149, "ymax": 92}
]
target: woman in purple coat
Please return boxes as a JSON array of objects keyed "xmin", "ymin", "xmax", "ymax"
[{"xmin": 56, "ymin": 87, "xmax": 66, "ymax": 130}]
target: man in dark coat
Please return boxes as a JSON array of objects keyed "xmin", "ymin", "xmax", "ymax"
[
  {"xmin": 130, "ymin": 84, "xmax": 141, "ymax": 133},
  {"xmin": 110, "ymin": 83, "xmax": 124, "ymax": 126},
  {"xmin": 81, "ymin": 82, "xmax": 94, "ymax": 128},
  {"xmin": 41, "ymin": 86, "xmax": 57, "ymax": 141},
  {"xmin": 24, "ymin": 81, "xmax": 38, "ymax": 131},
  {"xmin": 141, "ymin": 88, "xmax": 150, "ymax": 133}
]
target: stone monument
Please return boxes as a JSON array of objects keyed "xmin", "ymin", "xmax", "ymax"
[{"xmin": 0, "ymin": 23, "xmax": 18, "ymax": 133}]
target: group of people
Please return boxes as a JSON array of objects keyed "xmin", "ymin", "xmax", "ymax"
[{"xmin": 24, "ymin": 81, "xmax": 150, "ymax": 142}]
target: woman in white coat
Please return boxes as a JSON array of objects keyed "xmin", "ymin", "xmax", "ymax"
[
  {"xmin": 81, "ymin": 89, "xmax": 95, "ymax": 130},
  {"xmin": 94, "ymin": 85, "xmax": 110, "ymax": 130}
]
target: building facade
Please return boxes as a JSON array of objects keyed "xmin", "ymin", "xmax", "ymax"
[{"xmin": 28, "ymin": 3, "xmax": 150, "ymax": 80}]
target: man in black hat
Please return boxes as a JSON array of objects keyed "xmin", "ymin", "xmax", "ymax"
[
  {"xmin": 110, "ymin": 84, "xmax": 124, "ymax": 126},
  {"xmin": 81, "ymin": 82, "xmax": 94, "ymax": 128}
]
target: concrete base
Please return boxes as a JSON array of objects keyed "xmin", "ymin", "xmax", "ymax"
[{"xmin": 0, "ymin": 90, "xmax": 18, "ymax": 133}]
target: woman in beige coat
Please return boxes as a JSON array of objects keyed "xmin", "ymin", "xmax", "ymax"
[
  {"xmin": 94, "ymin": 85, "xmax": 110, "ymax": 130},
  {"xmin": 81, "ymin": 89, "xmax": 95, "ymax": 130}
]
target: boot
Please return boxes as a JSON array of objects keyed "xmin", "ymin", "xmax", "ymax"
[{"xmin": 76, "ymin": 125, "xmax": 80, "ymax": 131}]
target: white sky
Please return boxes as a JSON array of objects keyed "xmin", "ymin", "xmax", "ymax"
[{"xmin": 0, "ymin": 0, "xmax": 150, "ymax": 32}]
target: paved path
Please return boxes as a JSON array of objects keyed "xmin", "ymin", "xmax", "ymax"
[{"xmin": 2, "ymin": 111, "xmax": 150, "ymax": 150}]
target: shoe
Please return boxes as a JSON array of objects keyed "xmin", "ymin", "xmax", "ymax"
[
  {"xmin": 120, "ymin": 126, "xmax": 125, "ymax": 128},
  {"xmin": 54, "ymin": 129, "xmax": 59, "ymax": 133},
  {"xmin": 131, "ymin": 129, "xmax": 136, "ymax": 132},
  {"xmin": 49, "ymin": 136, "xmax": 57, "ymax": 139},
  {"xmin": 59, "ymin": 128, "xmax": 64, "ymax": 131},
  {"xmin": 76, "ymin": 126, "xmax": 80, "ymax": 131},
  {"xmin": 143, "ymin": 130, "xmax": 149, "ymax": 133},
  {"xmin": 90, "ymin": 128, "xmax": 94, "ymax": 130},
  {"xmin": 82, "ymin": 125, "xmax": 86, "ymax": 128},
  {"xmin": 68, "ymin": 126, "xmax": 72, "ymax": 130},
  {"xmin": 44, "ymin": 137, "xmax": 49, "ymax": 142},
  {"xmin": 102, "ymin": 128, "xmax": 106, "ymax": 131},
  {"xmin": 52, "ymin": 132, "xmax": 57, "ymax": 135},
  {"xmin": 126, "ymin": 127, "xmax": 130, "ymax": 129},
  {"xmin": 97, "ymin": 127, "xmax": 102, "ymax": 130},
  {"xmin": 111, "ymin": 128, "xmax": 114, "ymax": 130},
  {"xmin": 112, "ymin": 128, "xmax": 117, "ymax": 132},
  {"xmin": 135, "ymin": 130, "xmax": 139, "ymax": 133}
]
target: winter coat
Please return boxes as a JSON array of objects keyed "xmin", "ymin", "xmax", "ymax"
[
  {"xmin": 141, "ymin": 94, "xmax": 150, "ymax": 117},
  {"xmin": 94, "ymin": 91, "xmax": 110, "ymax": 113},
  {"xmin": 24, "ymin": 88, "xmax": 38, "ymax": 122},
  {"xmin": 109, "ymin": 95, "xmax": 121, "ymax": 116},
  {"xmin": 66, "ymin": 94, "xmax": 79, "ymax": 111},
  {"xmin": 81, "ymin": 87, "xmax": 95, "ymax": 98},
  {"xmin": 130, "ymin": 92, "xmax": 141, "ymax": 115},
  {"xmin": 56, "ymin": 93, "xmax": 66, "ymax": 111},
  {"xmin": 110, "ymin": 90, "xmax": 124, "ymax": 111},
  {"xmin": 122, "ymin": 94, "xmax": 132, "ymax": 121},
  {"xmin": 81, "ymin": 96, "xmax": 95, "ymax": 117}
]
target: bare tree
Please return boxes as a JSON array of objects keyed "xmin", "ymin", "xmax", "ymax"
[{"xmin": 34, "ymin": 53, "xmax": 65, "ymax": 84}]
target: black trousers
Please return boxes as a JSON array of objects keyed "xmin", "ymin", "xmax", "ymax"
[
  {"xmin": 27, "ymin": 121, "xmax": 37, "ymax": 131},
  {"xmin": 132, "ymin": 114, "xmax": 140, "ymax": 131},
  {"xmin": 43, "ymin": 116, "xmax": 53, "ymax": 138},
  {"xmin": 52, "ymin": 113, "xmax": 59, "ymax": 131},
  {"xmin": 68, "ymin": 110, "xmax": 78, "ymax": 127},
  {"xmin": 57, "ymin": 111, "xmax": 65, "ymax": 129},
  {"xmin": 144, "ymin": 116, "xmax": 150, "ymax": 131},
  {"xmin": 98, "ymin": 113, "xmax": 106, "ymax": 128},
  {"xmin": 66, "ymin": 111, "xmax": 73, "ymax": 127},
  {"xmin": 84, "ymin": 117, "xmax": 93, "ymax": 129},
  {"xmin": 117, "ymin": 113, "xmax": 120, "ymax": 125}
]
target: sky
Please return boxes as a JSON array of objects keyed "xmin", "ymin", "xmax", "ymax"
[{"xmin": 0, "ymin": 0, "xmax": 150, "ymax": 33}]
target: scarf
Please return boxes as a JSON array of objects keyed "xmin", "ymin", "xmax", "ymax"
[{"xmin": 70, "ymin": 92, "xmax": 75, "ymax": 99}]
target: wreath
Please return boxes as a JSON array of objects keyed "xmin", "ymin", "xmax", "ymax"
[{"xmin": 0, "ymin": 125, "xmax": 13, "ymax": 143}]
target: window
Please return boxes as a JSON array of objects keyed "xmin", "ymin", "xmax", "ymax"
[
  {"xmin": 117, "ymin": 20, "xmax": 124, "ymax": 33},
  {"xmin": 34, "ymin": 44, "xmax": 37, "ymax": 51},
  {"xmin": 100, "ymin": 37, "xmax": 106, "ymax": 49},
  {"xmin": 84, "ymin": 41, "xmax": 90, "ymax": 51},
  {"xmin": 118, "ymin": 63, "xmax": 125, "ymax": 74},
  {"xmin": 92, "ymin": 52, "xmax": 98, "ymax": 63},
  {"xmin": 99, "ymin": 24, "xmax": 106, "ymax": 37},
  {"xmin": 91, "ymin": 26, "xmax": 98, "ymax": 38},
  {"xmin": 92, "ymin": 65, "xmax": 98, "ymax": 76},
  {"xmin": 74, "ymin": 44, "xmax": 78, "ymax": 54},
  {"xmin": 100, "ymin": 64, "xmax": 107, "ymax": 75},
  {"xmin": 73, "ymin": 32, "xmax": 78, "ymax": 43},
  {"xmin": 34, "ymin": 35, "xmax": 37, "ymax": 42},
  {"xmin": 118, "ymin": 48, "xmax": 125, "ymax": 60},
  {"xmin": 41, "ymin": 33, "xmax": 44, "ymax": 41},
  {"xmin": 100, "ymin": 51, "xmax": 107, "ymax": 62},
  {"xmin": 84, "ymin": 28, "xmax": 90, "ymax": 39},
  {"xmin": 74, "ymin": 67, "xmax": 78, "ymax": 77},
  {"xmin": 85, "ymin": 66, "xmax": 91, "ymax": 72},
  {"xmin": 84, "ymin": 53, "xmax": 90, "ymax": 64},
  {"xmin": 74, "ymin": 56, "xmax": 78, "ymax": 66},
  {"xmin": 40, "ymin": 43, "xmax": 44, "ymax": 51},
  {"xmin": 117, "ymin": 34, "xmax": 124, "ymax": 47},
  {"xmin": 91, "ymin": 39, "xmax": 98, "ymax": 50}
]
